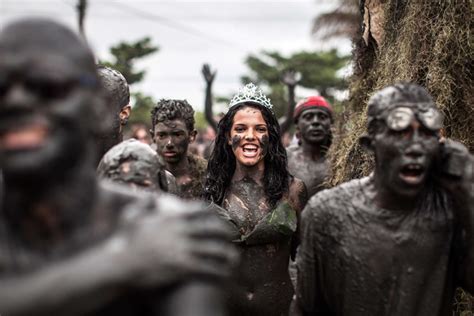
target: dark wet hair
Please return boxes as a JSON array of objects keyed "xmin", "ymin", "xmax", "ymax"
[
  {"xmin": 97, "ymin": 65, "xmax": 130, "ymax": 113},
  {"xmin": 151, "ymin": 99, "xmax": 195, "ymax": 133},
  {"xmin": 203, "ymin": 102, "xmax": 290, "ymax": 208}
]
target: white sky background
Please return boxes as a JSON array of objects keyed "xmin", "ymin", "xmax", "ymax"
[{"xmin": 0, "ymin": 0, "xmax": 352, "ymax": 112}]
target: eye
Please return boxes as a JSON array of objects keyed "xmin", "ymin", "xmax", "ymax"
[
  {"xmin": 256, "ymin": 126, "xmax": 267, "ymax": 133},
  {"xmin": 302, "ymin": 113, "xmax": 313, "ymax": 120},
  {"xmin": 234, "ymin": 126, "xmax": 245, "ymax": 133},
  {"xmin": 319, "ymin": 113, "xmax": 328, "ymax": 120},
  {"xmin": 0, "ymin": 77, "xmax": 9, "ymax": 98},
  {"xmin": 419, "ymin": 126, "xmax": 437, "ymax": 138},
  {"xmin": 156, "ymin": 133, "xmax": 166, "ymax": 139},
  {"xmin": 173, "ymin": 131, "xmax": 185, "ymax": 137},
  {"xmin": 25, "ymin": 78, "xmax": 75, "ymax": 100}
]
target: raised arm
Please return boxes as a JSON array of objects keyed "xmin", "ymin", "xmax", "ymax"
[
  {"xmin": 202, "ymin": 64, "xmax": 218, "ymax": 133},
  {"xmin": 279, "ymin": 70, "xmax": 301, "ymax": 135},
  {"xmin": 438, "ymin": 140, "xmax": 474, "ymax": 292}
]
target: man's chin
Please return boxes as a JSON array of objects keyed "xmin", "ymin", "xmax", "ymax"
[{"xmin": 304, "ymin": 135, "xmax": 327, "ymax": 145}]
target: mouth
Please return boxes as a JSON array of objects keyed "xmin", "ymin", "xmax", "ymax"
[
  {"xmin": 399, "ymin": 163, "xmax": 426, "ymax": 185},
  {"xmin": 163, "ymin": 151, "xmax": 177, "ymax": 158},
  {"xmin": 308, "ymin": 129, "xmax": 324, "ymax": 137},
  {"xmin": 241, "ymin": 144, "xmax": 259, "ymax": 158},
  {"xmin": 0, "ymin": 122, "xmax": 49, "ymax": 151}
]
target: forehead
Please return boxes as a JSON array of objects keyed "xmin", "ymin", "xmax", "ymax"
[
  {"xmin": 300, "ymin": 107, "xmax": 329, "ymax": 116},
  {"xmin": 0, "ymin": 50, "xmax": 88, "ymax": 82},
  {"xmin": 154, "ymin": 119, "xmax": 188, "ymax": 131},
  {"xmin": 232, "ymin": 107, "xmax": 266, "ymax": 125}
]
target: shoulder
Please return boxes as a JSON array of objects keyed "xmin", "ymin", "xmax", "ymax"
[
  {"xmin": 188, "ymin": 154, "xmax": 208, "ymax": 176},
  {"xmin": 302, "ymin": 177, "xmax": 369, "ymax": 227},
  {"xmin": 286, "ymin": 144, "xmax": 301, "ymax": 157},
  {"xmin": 287, "ymin": 177, "xmax": 308, "ymax": 212}
]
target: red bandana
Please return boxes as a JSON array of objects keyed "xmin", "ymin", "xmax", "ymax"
[{"xmin": 294, "ymin": 96, "xmax": 332, "ymax": 120}]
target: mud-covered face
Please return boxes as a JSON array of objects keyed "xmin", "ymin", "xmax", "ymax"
[
  {"xmin": 153, "ymin": 119, "xmax": 195, "ymax": 164},
  {"xmin": 0, "ymin": 50, "xmax": 98, "ymax": 179},
  {"xmin": 297, "ymin": 108, "xmax": 331, "ymax": 144},
  {"xmin": 373, "ymin": 113, "xmax": 440, "ymax": 198},
  {"xmin": 228, "ymin": 107, "xmax": 269, "ymax": 168}
]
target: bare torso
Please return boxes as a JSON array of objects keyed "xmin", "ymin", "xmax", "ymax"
[{"xmin": 221, "ymin": 176, "xmax": 304, "ymax": 316}]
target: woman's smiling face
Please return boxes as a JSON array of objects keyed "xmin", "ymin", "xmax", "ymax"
[{"xmin": 228, "ymin": 106, "xmax": 269, "ymax": 168}]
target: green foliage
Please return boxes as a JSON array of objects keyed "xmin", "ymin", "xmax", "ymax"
[
  {"xmin": 128, "ymin": 92, "xmax": 156, "ymax": 127},
  {"xmin": 100, "ymin": 37, "xmax": 159, "ymax": 132},
  {"xmin": 241, "ymin": 49, "xmax": 350, "ymax": 118},
  {"xmin": 194, "ymin": 111, "xmax": 207, "ymax": 130},
  {"xmin": 100, "ymin": 37, "xmax": 159, "ymax": 85}
]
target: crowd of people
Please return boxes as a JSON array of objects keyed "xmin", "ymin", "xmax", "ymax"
[{"xmin": 0, "ymin": 18, "xmax": 472, "ymax": 316}]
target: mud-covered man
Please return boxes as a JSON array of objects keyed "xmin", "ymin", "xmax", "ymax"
[
  {"xmin": 95, "ymin": 65, "xmax": 131, "ymax": 162},
  {"xmin": 287, "ymin": 96, "xmax": 333, "ymax": 197},
  {"xmin": 293, "ymin": 83, "xmax": 473, "ymax": 315},
  {"xmin": 151, "ymin": 99, "xmax": 207, "ymax": 199},
  {"xmin": 0, "ymin": 18, "xmax": 236, "ymax": 316}
]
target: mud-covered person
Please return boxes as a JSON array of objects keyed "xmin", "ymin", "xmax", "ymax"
[
  {"xmin": 97, "ymin": 138, "xmax": 178, "ymax": 194},
  {"xmin": 204, "ymin": 83, "xmax": 308, "ymax": 316},
  {"xmin": 287, "ymin": 96, "xmax": 333, "ymax": 198},
  {"xmin": 0, "ymin": 18, "xmax": 236, "ymax": 316},
  {"xmin": 292, "ymin": 83, "xmax": 474, "ymax": 316},
  {"xmin": 151, "ymin": 99, "xmax": 207, "ymax": 199},
  {"xmin": 95, "ymin": 65, "xmax": 131, "ymax": 163}
]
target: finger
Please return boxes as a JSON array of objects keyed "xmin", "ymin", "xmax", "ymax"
[
  {"xmin": 187, "ymin": 219, "xmax": 233, "ymax": 239},
  {"xmin": 190, "ymin": 240, "xmax": 239, "ymax": 264},
  {"xmin": 186, "ymin": 257, "xmax": 237, "ymax": 281}
]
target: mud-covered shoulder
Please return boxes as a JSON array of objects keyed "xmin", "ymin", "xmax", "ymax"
[
  {"xmin": 288, "ymin": 177, "xmax": 308, "ymax": 212},
  {"xmin": 188, "ymin": 153, "xmax": 208, "ymax": 175},
  {"xmin": 302, "ymin": 177, "xmax": 369, "ymax": 229}
]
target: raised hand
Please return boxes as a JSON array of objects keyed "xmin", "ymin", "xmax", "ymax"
[
  {"xmin": 281, "ymin": 70, "xmax": 302, "ymax": 87},
  {"xmin": 202, "ymin": 63, "xmax": 217, "ymax": 85}
]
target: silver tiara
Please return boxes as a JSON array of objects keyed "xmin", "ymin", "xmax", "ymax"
[{"xmin": 229, "ymin": 83, "xmax": 273, "ymax": 109}]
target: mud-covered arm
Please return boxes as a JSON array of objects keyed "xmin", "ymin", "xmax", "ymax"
[
  {"xmin": 279, "ymin": 70, "xmax": 300, "ymax": 135},
  {"xmin": 202, "ymin": 64, "xmax": 218, "ymax": 133},
  {"xmin": 438, "ymin": 140, "xmax": 474, "ymax": 292},
  {"xmin": 290, "ymin": 202, "xmax": 331, "ymax": 315},
  {"xmin": 0, "ymin": 237, "xmax": 131, "ymax": 316},
  {"xmin": 0, "ymin": 197, "xmax": 237, "ymax": 316},
  {"xmin": 288, "ymin": 178, "xmax": 308, "ymax": 258}
]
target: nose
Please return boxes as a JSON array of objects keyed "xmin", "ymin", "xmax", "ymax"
[
  {"xmin": 244, "ymin": 128, "xmax": 256, "ymax": 141},
  {"xmin": 310, "ymin": 116, "xmax": 321, "ymax": 126},
  {"xmin": 405, "ymin": 143, "xmax": 424, "ymax": 159},
  {"xmin": 165, "ymin": 139, "xmax": 174, "ymax": 148},
  {"xmin": 3, "ymin": 83, "xmax": 34, "ymax": 111}
]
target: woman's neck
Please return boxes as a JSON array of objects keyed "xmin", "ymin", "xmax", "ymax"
[{"xmin": 232, "ymin": 161, "xmax": 265, "ymax": 185}]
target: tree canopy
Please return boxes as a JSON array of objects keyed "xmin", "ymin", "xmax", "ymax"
[{"xmin": 240, "ymin": 49, "xmax": 350, "ymax": 117}]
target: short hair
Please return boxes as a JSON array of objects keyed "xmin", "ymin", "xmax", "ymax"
[
  {"xmin": 151, "ymin": 99, "xmax": 195, "ymax": 132},
  {"xmin": 97, "ymin": 65, "xmax": 130, "ymax": 113}
]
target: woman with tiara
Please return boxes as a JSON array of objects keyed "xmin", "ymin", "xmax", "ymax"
[{"xmin": 204, "ymin": 83, "xmax": 308, "ymax": 316}]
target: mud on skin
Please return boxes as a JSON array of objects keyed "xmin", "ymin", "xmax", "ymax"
[
  {"xmin": 292, "ymin": 83, "xmax": 474, "ymax": 316},
  {"xmin": 0, "ymin": 18, "xmax": 235, "ymax": 316}
]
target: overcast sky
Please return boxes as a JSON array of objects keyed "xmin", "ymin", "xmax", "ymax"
[{"xmin": 1, "ymin": 0, "xmax": 351, "ymax": 112}]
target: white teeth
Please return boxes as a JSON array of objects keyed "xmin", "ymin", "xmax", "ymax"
[{"xmin": 242, "ymin": 145, "xmax": 258, "ymax": 152}]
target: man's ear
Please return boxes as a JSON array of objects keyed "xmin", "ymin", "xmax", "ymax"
[
  {"xmin": 119, "ymin": 105, "xmax": 132, "ymax": 126},
  {"xmin": 189, "ymin": 129, "xmax": 197, "ymax": 143},
  {"xmin": 359, "ymin": 135, "xmax": 374, "ymax": 151}
]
